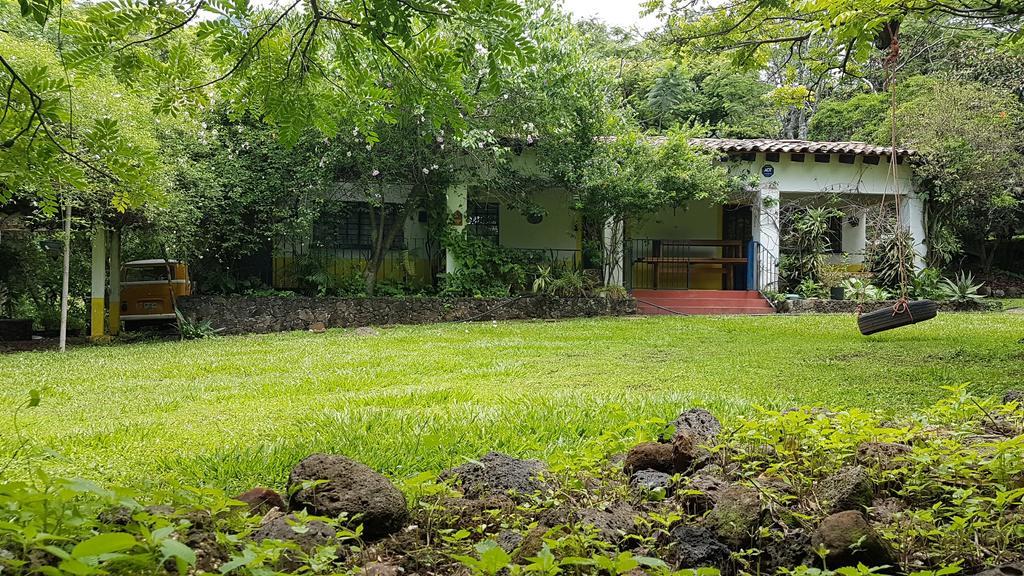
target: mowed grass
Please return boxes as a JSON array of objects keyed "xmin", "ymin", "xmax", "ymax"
[{"xmin": 1, "ymin": 313, "xmax": 1023, "ymax": 492}]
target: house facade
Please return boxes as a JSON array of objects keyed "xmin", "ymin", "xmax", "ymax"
[{"xmin": 272, "ymin": 138, "xmax": 924, "ymax": 296}]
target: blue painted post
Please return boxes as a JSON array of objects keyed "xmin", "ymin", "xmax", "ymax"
[{"xmin": 746, "ymin": 240, "xmax": 756, "ymax": 290}]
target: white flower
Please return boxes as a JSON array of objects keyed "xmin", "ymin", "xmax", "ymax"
[
  {"xmin": 347, "ymin": 151, "xmax": 352, "ymax": 157},
  {"xmin": 431, "ymin": 164, "xmax": 438, "ymax": 170},
  {"xmin": 422, "ymin": 168, "xmax": 429, "ymax": 175},
  {"xmin": 372, "ymin": 169, "xmax": 380, "ymax": 177}
]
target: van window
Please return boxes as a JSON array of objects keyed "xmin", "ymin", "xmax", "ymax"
[{"xmin": 124, "ymin": 265, "xmax": 174, "ymax": 282}]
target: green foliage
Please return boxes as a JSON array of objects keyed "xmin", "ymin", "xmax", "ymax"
[
  {"xmin": 558, "ymin": 127, "xmax": 736, "ymax": 235},
  {"xmin": 796, "ymin": 278, "xmax": 827, "ymax": 299},
  {"xmin": 841, "ymin": 278, "xmax": 892, "ymax": 302},
  {"xmin": 0, "ymin": 229, "xmax": 90, "ymax": 331},
  {"xmin": 152, "ymin": 113, "xmax": 326, "ymax": 290},
  {"xmin": 174, "ymin": 310, "xmax": 220, "ymax": 339},
  {"xmin": 0, "ymin": 25, "xmax": 168, "ymax": 214},
  {"xmin": 441, "ymin": 232, "xmax": 527, "ymax": 297},
  {"xmin": 941, "ymin": 271, "xmax": 985, "ymax": 302},
  {"xmin": 866, "ymin": 231, "xmax": 917, "ymax": 292},
  {"xmin": 781, "ymin": 206, "xmax": 843, "ymax": 290},
  {"xmin": 809, "ymin": 93, "xmax": 889, "ymax": 142},
  {"xmin": 911, "ymin": 268, "xmax": 946, "ymax": 301}
]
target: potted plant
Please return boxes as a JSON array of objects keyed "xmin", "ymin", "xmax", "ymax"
[
  {"xmin": 818, "ymin": 262, "xmax": 850, "ymax": 300},
  {"xmin": 0, "ymin": 283, "xmax": 33, "ymax": 342}
]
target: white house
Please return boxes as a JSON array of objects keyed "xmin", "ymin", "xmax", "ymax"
[{"xmin": 274, "ymin": 138, "xmax": 925, "ymax": 312}]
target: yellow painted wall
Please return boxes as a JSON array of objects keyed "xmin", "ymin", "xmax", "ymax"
[{"xmin": 627, "ymin": 200, "xmax": 729, "ymax": 290}]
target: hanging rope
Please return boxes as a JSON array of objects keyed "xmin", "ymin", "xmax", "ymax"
[
  {"xmin": 854, "ymin": 21, "xmax": 936, "ymax": 335},
  {"xmin": 878, "ymin": 22, "xmax": 914, "ymax": 314}
]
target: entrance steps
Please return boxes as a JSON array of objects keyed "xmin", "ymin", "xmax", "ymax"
[{"xmin": 632, "ymin": 289, "xmax": 775, "ymax": 315}]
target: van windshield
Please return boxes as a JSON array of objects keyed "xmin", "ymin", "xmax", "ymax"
[{"xmin": 124, "ymin": 265, "xmax": 175, "ymax": 282}]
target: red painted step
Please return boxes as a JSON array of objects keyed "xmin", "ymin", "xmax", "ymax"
[{"xmin": 633, "ymin": 290, "xmax": 775, "ymax": 315}]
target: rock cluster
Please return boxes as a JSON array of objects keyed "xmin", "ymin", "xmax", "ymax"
[{"xmin": 186, "ymin": 399, "xmax": 1024, "ymax": 575}]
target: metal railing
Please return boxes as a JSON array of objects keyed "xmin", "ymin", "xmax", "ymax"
[
  {"xmin": 272, "ymin": 237, "xmax": 443, "ymax": 290},
  {"xmin": 506, "ymin": 247, "xmax": 582, "ymax": 271},
  {"xmin": 747, "ymin": 240, "xmax": 780, "ymax": 292},
  {"xmin": 624, "ymin": 238, "xmax": 746, "ymax": 290}
]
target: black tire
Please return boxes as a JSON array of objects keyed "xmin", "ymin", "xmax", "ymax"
[{"xmin": 858, "ymin": 300, "xmax": 938, "ymax": 335}]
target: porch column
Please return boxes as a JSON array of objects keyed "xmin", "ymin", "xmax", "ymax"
[
  {"xmin": 445, "ymin": 183, "xmax": 467, "ymax": 274},
  {"xmin": 602, "ymin": 216, "xmax": 624, "ymax": 287},
  {"xmin": 753, "ymin": 186, "xmax": 780, "ymax": 290},
  {"xmin": 899, "ymin": 194, "xmax": 927, "ymax": 270},
  {"xmin": 108, "ymin": 229, "xmax": 121, "ymax": 336},
  {"xmin": 842, "ymin": 209, "xmax": 868, "ymax": 264},
  {"xmin": 90, "ymin": 224, "xmax": 106, "ymax": 339}
]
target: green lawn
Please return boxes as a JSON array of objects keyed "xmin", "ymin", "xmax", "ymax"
[{"xmin": 2, "ymin": 313, "xmax": 1022, "ymax": 492}]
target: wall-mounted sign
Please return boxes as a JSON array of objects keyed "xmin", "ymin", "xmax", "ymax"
[{"xmin": 761, "ymin": 164, "xmax": 775, "ymax": 178}]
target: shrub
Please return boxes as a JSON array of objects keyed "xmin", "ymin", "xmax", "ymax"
[
  {"xmin": 796, "ymin": 278, "xmax": 827, "ymax": 299},
  {"xmin": 911, "ymin": 267, "xmax": 946, "ymax": 300},
  {"xmin": 842, "ymin": 277, "xmax": 892, "ymax": 301},
  {"xmin": 941, "ymin": 271, "xmax": 985, "ymax": 302}
]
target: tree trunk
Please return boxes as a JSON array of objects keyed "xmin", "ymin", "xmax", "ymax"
[
  {"xmin": 59, "ymin": 197, "xmax": 71, "ymax": 352},
  {"xmin": 364, "ymin": 190, "xmax": 420, "ymax": 296}
]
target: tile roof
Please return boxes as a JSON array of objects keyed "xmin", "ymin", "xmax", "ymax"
[{"xmin": 689, "ymin": 138, "xmax": 916, "ymax": 158}]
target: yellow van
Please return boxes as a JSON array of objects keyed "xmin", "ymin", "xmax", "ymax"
[{"xmin": 120, "ymin": 260, "xmax": 192, "ymax": 328}]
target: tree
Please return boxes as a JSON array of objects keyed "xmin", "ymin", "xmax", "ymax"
[
  {"xmin": 4, "ymin": 0, "xmax": 533, "ymax": 168},
  {"xmin": 653, "ymin": 0, "xmax": 1024, "ymax": 70},
  {"xmin": 549, "ymin": 126, "xmax": 737, "ymax": 285}
]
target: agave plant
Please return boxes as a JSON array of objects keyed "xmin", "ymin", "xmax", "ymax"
[{"xmin": 941, "ymin": 271, "xmax": 985, "ymax": 302}]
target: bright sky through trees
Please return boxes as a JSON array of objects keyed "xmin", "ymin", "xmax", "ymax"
[{"xmin": 561, "ymin": 0, "xmax": 658, "ymax": 30}]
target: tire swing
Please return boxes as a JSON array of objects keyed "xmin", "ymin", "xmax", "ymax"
[{"xmin": 856, "ymin": 22, "xmax": 938, "ymax": 336}]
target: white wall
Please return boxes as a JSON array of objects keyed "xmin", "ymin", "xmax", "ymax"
[
  {"xmin": 724, "ymin": 152, "xmax": 914, "ymax": 197},
  {"xmin": 487, "ymin": 188, "xmax": 579, "ymax": 251}
]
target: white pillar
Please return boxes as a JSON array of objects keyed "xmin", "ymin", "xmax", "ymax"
[
  {"xmin": 602, "ymin": 217, "xmax": 624, "ymax": 287},
  {"xmin": 842, "ymin": 209, "xmax": 868, "ymax": 264},
  {"xmin": 753, "ymin": 186, "xmax": 780, "ymax": 290},
  {"xmin": 108, "ymin": 229, "xmax": 121, "ymax": 336},
  {"xmin": 90, "ymin": 224, "xmax": 106, "ymax": 339},
  {"xmin": 445, "ymin": 184, "xmax": 467, "ymax": 274},
  {"xmin": 899, "ymin": 194, "xmax": 927, "ymax": 271}
]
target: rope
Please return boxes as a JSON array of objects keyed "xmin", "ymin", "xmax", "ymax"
[
  {"xmin": 891, "ymin": 297, "xmax": 913, "ymax": 321},
  {"xmin": 884, "ymin": 26, "xmax": 914, "ymax": 300},
  {"xmin": 858, "ymin": 22, "xmax": 915, "ymax": 326}
]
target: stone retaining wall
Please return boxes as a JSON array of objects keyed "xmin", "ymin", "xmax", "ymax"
[
  {"xmin": 783, "ymin": 299, "xmax": 1000, "ymax": 314},
  {"xmin": 178, "ymin": 295, "xmax": 637, "ymax": 335}
]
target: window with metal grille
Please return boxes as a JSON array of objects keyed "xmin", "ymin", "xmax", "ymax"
[
  {"xmin": 314, "ymin": 203, "xmax": 405, "ymax": 250},
  {"xmin": 467, "ymin": 200, "xmax": 500, "ymax": 243}
]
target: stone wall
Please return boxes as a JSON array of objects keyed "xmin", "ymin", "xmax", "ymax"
[
  {"xmin": 783, "ymin": 299, "xmax": 1001, "ymax": 314},
  {"xmin": 178, "ymin": 295, "xmax": 637, "ymax": 335}
]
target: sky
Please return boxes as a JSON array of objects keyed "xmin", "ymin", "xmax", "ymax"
[{"xmin": 560, "ymin": 0, "xmax": 660, "ymax": 32}]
